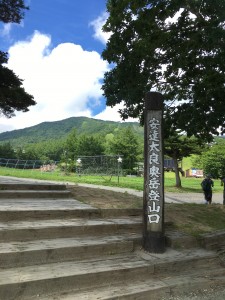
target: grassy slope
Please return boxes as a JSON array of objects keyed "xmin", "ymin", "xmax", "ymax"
[{"xmin": 69, "ymin": 185, "xmax": 225, "ymax": 237}]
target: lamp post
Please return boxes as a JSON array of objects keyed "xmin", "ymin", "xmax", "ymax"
[
  {"xmin": 14, "ymin": 148, "xmax": 25, "ymax": 158},
  {"xmin": 117, "ymin": 156, "xmax": 122, "ymax": 184},
  {"xmin": 64, "ymin": 150, "xmax": 68, "ymax": 174},
  {"xmin": 76, "ymin": 158, "xmax": 82, "ymax": 176}
]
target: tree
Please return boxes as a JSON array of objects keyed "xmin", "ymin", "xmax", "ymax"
[
  {"xmin": 64, "ymin": 128, "xmax": 78, "ymax": 159},
  {"xmin": 77, "ymin": 135, "xmax": 105, "ymax": 156},
  {"xmin": 109, "ymin": 127, "xmax": 139, "ymax": 171},
  {"xmin": 0, "ymin": 0, "xmax": 35, "ymax": 117},
  {"xmin": 102, "ymin": 0, "xmax": 225, "ymax": 141},
  {"xmin": 104, "ymin": 133, "xmax": 115, "ymax": 154},
  {"xmin": 164, "ymin": 130, "xmax": 204, "ymax": 187},
  {"xmin": 198, "ymin": 138, "xmax": 225, "ymax": 178},
  {"xmin": 0, "ymin": 142, "xmax": 14, "ymax": 158},
  {"xmin": 24, "ymin": 139, "xmax": 65, "ymax": 161}
]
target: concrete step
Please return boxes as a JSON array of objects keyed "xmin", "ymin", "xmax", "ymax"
[
  {"xmin": 0, "ymin": 199, "xmax": 142, "ymax": 221},
  {"xmin": 38, "ymin": 272, "xmax": 225, "ymax": 300},
  {"xmin": 0, "ymin": 234, "xmax": 140, "ymax": 268},
  {"xmin": 1, "ymin": 179, "xmax": 225, "ymax": 299},
  {"xmin": 166, "ymin": 230, "xmax": 199, "ymax": 249},
  {"xmin": 0, "ymin": 206, "xmax": 100, "ymax": 221},
  {"xmin": 0, "ymin": 216, "xmax": 142, "ymax": 242},
  {"xmin": 0, "ymin": 249, "xmax": 223, "ymax": 300},
  {"xmin": 0, "ymin": 183, "xmax": 67, "ymax": 191},
  {"xmin": 0, "ymin": 253, "xmax": 148, "ymax": 299},
  {"xmin": 0, "ymin": 190, "xmax": 71, "ymax": 199},
  {"xmin": 0, "ymin": 198, "xmax": 99, "ymax": 221},
  {"xmin": 199, "ymin": 230, "xmax": 225, "ymax": 250}
]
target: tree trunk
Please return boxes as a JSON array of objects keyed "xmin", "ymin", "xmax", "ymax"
[{"xmin": 173, "ymin": 157, "xmax": 182, "ymax": 187}]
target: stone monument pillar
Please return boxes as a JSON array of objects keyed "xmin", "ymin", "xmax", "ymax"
[{"xmin": 143, "ymin": 92, "xmax": 165, "ymax": 253}]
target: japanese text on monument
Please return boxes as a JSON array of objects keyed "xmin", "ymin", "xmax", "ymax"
[{"xmin": 148, "ymin": 117, "xmax": 161, "ymax": 224}]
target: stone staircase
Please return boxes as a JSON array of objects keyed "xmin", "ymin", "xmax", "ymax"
[{"xmin": 0, "ymin": 182, "xmax": 225, "ymax": 300}]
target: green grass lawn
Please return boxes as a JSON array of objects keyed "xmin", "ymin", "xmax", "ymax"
[{"xmin": 0, "ymin": 166, "xmax": 223, "ymax": 193}]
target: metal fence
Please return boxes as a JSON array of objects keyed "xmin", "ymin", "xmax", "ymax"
[
  {"xmin": 0, "ymin": 156, "xmax": 177, "ymax": 175},
  {"xmin": 74, "ymin": 155, "xmax": 123, "ymax": 176},
  {"xmin": 0, "ymin": 155, "xmax": 123, "ymax": 176},
  {"xmin": 0, "ymin": 158, "xmax": 58, "ymax": 171}
]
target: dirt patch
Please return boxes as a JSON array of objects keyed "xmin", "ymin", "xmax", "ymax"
[
  {"xmin": 69, "ymin": 185, "xmax": 225, "ymax": 236},
  {"xmin": 68, "ymin": 185, "xmax": 142, "ymax": 209}
]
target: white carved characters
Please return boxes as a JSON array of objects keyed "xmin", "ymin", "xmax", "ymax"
[{"xmin": 148, "ymin": 118, "xmax": 161, "ymax": 224}]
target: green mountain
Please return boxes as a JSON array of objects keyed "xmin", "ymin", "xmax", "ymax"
[{"xmin": 0, "ymin": 117, "xmax": 143, "ymax": 146}]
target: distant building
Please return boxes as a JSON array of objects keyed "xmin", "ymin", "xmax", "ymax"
[{"xmin": 185, "ymin": 168, "xmax": 203, "ymax": 178}]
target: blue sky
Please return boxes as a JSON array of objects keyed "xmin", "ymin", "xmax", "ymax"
[{"xmin": 0, "ymin": 0, "xmax": 132, "ymax": 132}]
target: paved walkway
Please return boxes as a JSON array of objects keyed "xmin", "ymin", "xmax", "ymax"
[{"xmin": 0, "ymin": 175, "xmax": 223, "ymax": 205}]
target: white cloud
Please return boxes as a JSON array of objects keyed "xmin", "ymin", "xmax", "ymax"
[
  {"xmin": 0, "ymin": 10, "xmax": 133, "ymax": 133},
  {"xmin": 0, "ymin": 23, "xmax": 12, "ymax": 37},
  {"xmin": 89, "ymin": 13, "xmax": 139, "ymax": 124},
  {"xmin": 94, "ymin": 102, "xmax": 138, "ymax": 123},
  {"xmin": 165, "ymin": 8, "xmax": 197, "ymax": 26},
  {"xmin": 0, "ymin": 21, "xmax": 24, "ymax": 39},
  {"xmin": 90, "ymin": 12, "xmax": 111, "ymax": 44},
  {"xmin": 1, "ymin": 30, "xmax": 111, "ymax": 131}
]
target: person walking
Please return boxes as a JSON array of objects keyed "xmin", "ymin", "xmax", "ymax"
[
  {"xmin": 201, "ymin": 175, "xmax": 214, "ymax": 204},
  {"xmin": 221, "ymin": 177, "xmax": 225, "ymax": 205}
]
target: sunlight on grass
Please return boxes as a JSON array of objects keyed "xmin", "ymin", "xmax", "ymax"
[
  {"xmin": 166, "ymin": 203, "xmax": 225, "ymax": 236},
  {"xmin": 0, "ymin": 166, "xmax": 223, "ymax": 193}
]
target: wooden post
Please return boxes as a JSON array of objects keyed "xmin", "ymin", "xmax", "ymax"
[{"xmin": 143, "ymin": 92, "xmax": 165, "ymax": 253}]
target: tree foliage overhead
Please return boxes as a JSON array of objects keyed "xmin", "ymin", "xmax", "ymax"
[
  {"xmin": 102, "ymin": 0, "xmax": 225, "ymax": 141},
  {"xmin": 0, "ymin": 0, "xmax": 28, "ymax": 23},
  {"xmin": 0, "ymin": 0, "xmax": 35, "ymax": 118}
]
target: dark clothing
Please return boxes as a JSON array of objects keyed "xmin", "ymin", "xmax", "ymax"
[
  {"xmin": 203, "ymin": 189, "xmax": 213, "ymax": 204},
  {"xmin": 201, "ymin": 178, "xmax": 214, "ymax": 204},
  {"xmin": 221, "ymin": 178, "xmax": 225, "ymax": 205}
]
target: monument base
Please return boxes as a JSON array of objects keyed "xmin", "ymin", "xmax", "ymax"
[{"xmin": 143, "ymin": 231, "xmax": 165, "ymax": 253}]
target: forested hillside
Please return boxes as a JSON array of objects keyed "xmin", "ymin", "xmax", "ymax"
[{"xmin": 0, "ymin": 117, "xmax": 143, "ymax": 146}]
